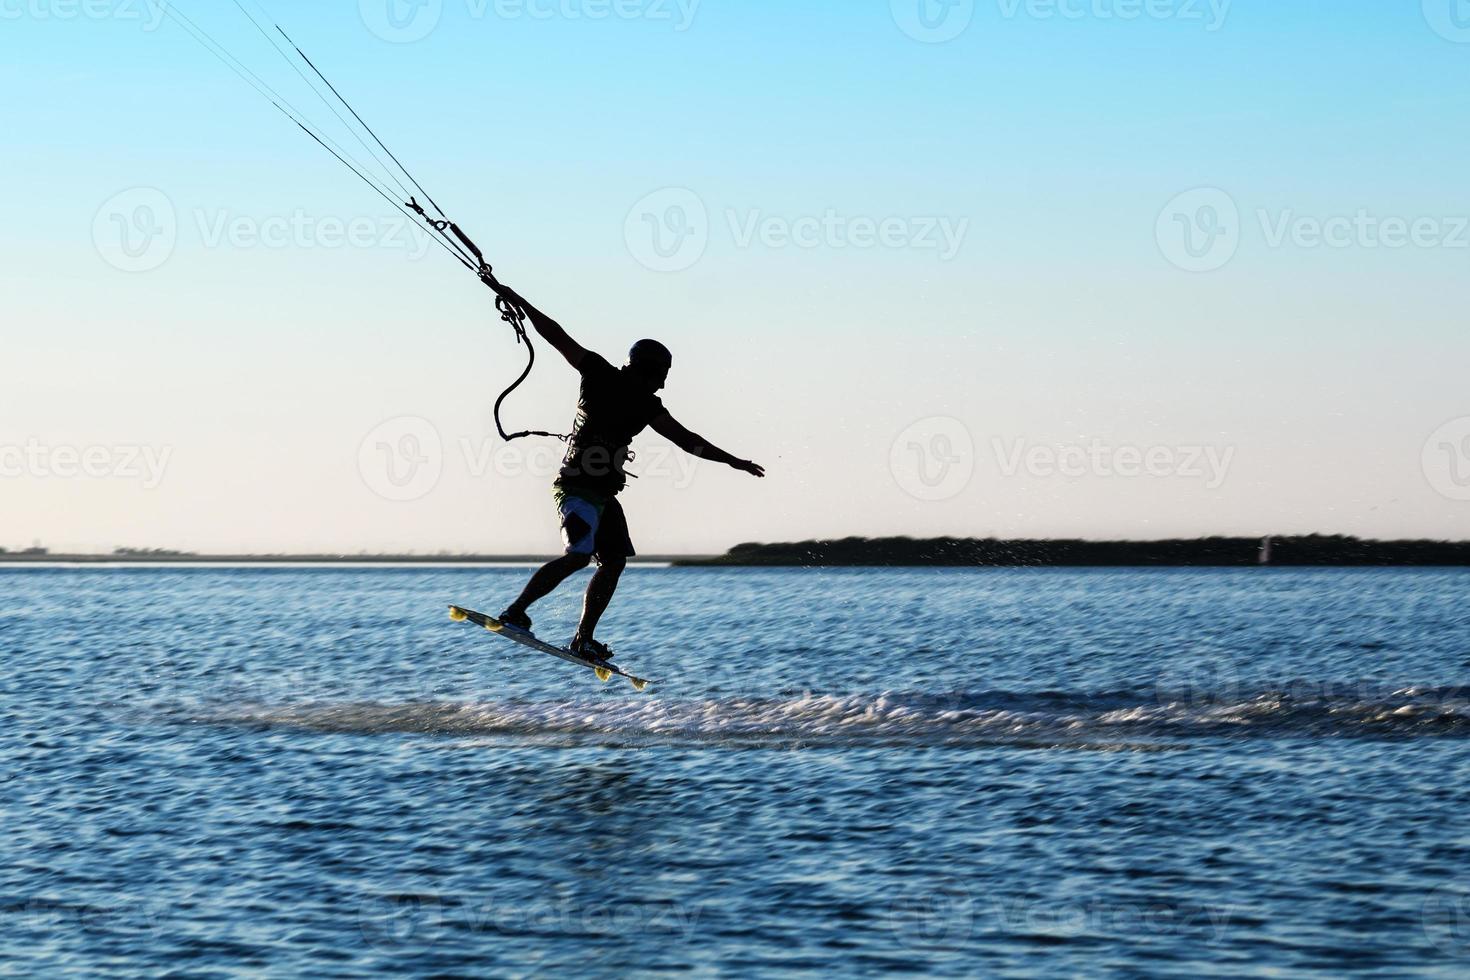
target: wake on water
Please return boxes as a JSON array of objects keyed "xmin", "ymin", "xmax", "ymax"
[{"xmin": 187, "ymin": 688, "xmax": 1470, "ymax": 748}]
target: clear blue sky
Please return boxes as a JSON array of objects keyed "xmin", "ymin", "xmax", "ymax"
[{"xmin": 3, "ymin": 1, "xmax": 1469, "ymax": 553}]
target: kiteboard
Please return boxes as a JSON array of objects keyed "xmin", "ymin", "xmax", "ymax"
[{"xmin": 448, "ymin": 605, "xmax": 651, "ymax": 691}]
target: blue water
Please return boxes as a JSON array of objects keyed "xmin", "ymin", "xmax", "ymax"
[{"xmin": 3, "ymin": 566, "xmax": 1469, "ymax": 977}]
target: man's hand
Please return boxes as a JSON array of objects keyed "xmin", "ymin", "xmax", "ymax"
[
  {"xmin": 483, "ymin": 280, "xmax": 585, "ymax": 369},
  {"xmin": 650, "ymin": 412, "xmax": 763, "ymax": 475}
]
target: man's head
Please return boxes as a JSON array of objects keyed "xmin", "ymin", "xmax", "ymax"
[{"xmin": 626, "ymin": 339, "xmax": 672, "ymax": 392}]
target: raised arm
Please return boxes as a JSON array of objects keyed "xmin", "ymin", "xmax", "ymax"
[
  {"xmin": 650, "ymin": 412, "xmax": 765, "ymax": 477},
  {"xmin": 490, "ymin": 280, "xmax": 587, "ymax": 369}
]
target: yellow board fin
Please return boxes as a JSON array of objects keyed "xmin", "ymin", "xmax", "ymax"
[{"xmin": 594, "ymin": 666, "xmax": 613, "ymax": 683}]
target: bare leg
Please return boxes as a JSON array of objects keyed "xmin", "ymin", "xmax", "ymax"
[
  {"xmin": 573, "ymin": 556, "xmax": 625, "ymax": 644},
  {"xmin": 505, "ymin": 552, "xmax": 592, "ymax": 617}
]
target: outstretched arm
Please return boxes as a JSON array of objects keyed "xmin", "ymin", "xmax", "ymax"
[
  {"xmin": 490, "ymin": 281, "xmax": 587, "ymax": 369},
  {"xmin": 650, "ymin": 412, "xmax": 765, "ymax": 477}
]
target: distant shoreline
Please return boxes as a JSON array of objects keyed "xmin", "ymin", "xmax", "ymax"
[
  {"xmin": 0, "ymin": 554, "xmax": 702, "ymax": 566},
  {"xmin": 6, "ymin": 535, "xmax": 1470, "ymax": 567},
  {"xmin": 673, "ymin": 535, "xmax": 1470, "ymax": 567}
]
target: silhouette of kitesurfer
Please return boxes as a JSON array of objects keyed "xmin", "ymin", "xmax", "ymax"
[{"xmin": 491, "ymin": 284, "xmax": 765, "ymax": 662}]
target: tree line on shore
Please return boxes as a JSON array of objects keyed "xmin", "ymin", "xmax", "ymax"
[{"xmin": 675, "ymin": 535, "xmax": 1470, "ymax": 567}]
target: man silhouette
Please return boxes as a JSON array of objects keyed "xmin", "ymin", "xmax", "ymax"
[{"xmin": 492, "ymin": 284, "xmax": 765, "ymax": 661}]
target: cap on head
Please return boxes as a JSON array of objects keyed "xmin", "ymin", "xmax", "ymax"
[{"xmin": 629, "ymin": 339, "xmax": 672, "ymax": 371}]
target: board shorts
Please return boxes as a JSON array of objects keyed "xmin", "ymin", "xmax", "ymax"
[{"xmin": 555, "ymin": 489, "xmax": 636, "ymax": 561}]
